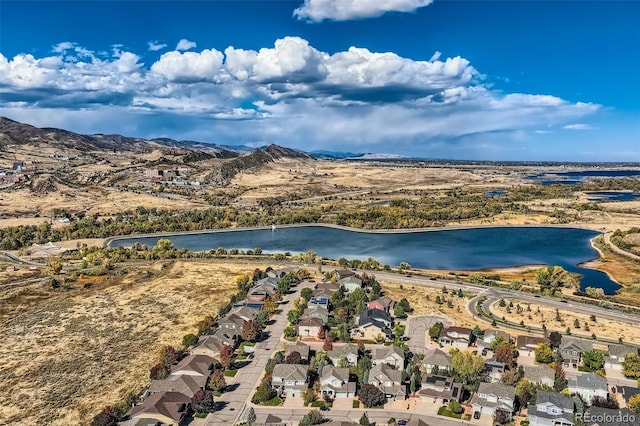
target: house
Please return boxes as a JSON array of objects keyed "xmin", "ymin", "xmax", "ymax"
[
  {"xmin": 327, "ymin": 343, "xmax": 359, "ymax": 366},
  {"xmin": 191, "ymin": 335, "xmax": 226, "ymax": 358},
  {"xmin": 470, "ymin": 382, "xmax": 516, "ymax": 419},
  {"xmin": 297, "ymin": 318, "xmax": 324, "ymax": 340},
  {"xmin": 354, "ymin": 310, "xmax": 393, "ymax": 341},
  {"xmin": 418, "ymin": 375, "xmax": 463, "ymax": 403},
  {"xmin": 300, "ymin": 305, "xmax": 329, "ymax": 324},
  {"xmin": 524, "ymin": 365, "xmax": 555, "ymax": 388},
  {"xmin": 338, "ymin": 276, "xmax": 362, "ymax": 293},
  {"xmin": 267, "ymin": 268, "xmax": 292, "ymax": 279},
  {"xmin": 310, "ymin": 288, "xmax": 332, "ymax": 308},
  {"xmin": 171, "ymin": 354, "xmax": 217, "ymax": 377},
  {"xmin": 584, "ymin": 407, "xmax": 636, "ymax": 426},
  {"xmin": 478, "ymin": 329, "xmax": 511, "ymax": 352},
  {"xmin": 527, "ymin": 391, "xmax": 575, "ymax": 426},
  {"xmin": 605, "ymin": 344, "xmax": 637, "ymax": 370},
  {"xmin": 372, "ymin": 345, "xmax": 405, "ymax": 369},
  {"xmin": 232, "ymin": 299, "xmax": 265, "ymax": 311},
  {"xmin": 367, "ymin": 296, "xmax": 396, "ymax": 314},
  {"xmin": 485, "ymin": 358, "xmax": 507, "ymax": 382},
  {"xmin": 568, "ymin": 372, "xmax": 608, "ymax": 401},
  {"xmin": 256, "ymin": 276, "xmax": 280, "ymax": 287},
  {"xmin": 334, "ymin": 269, "xmax": 356, "ymax": 280},
  {"xmin": 285, "ymin": 341, "xmax": 311, "ymax": 363},
  {"xmin": 219, "ymin": 313, "xmax": 247, "ymax": 337},
  {"xmin": 147, "ymin": 374, "xmax": 206, "ymax": 398},
  {"xmin": 128, "ymin": 391, "xmax": 190, "ymax": 426},
  {"xmin": 368, "ymin": 363, "xmax": 406, "ymax": 400},
  {"xmin": 560, "ymin": 337, "xmax": 593, "ymax": 368},
  {"xmin": 616, "ymin": 385, "xmax": 640, "ymax": 404},
  {"xmin": 211, "ymin": 329, "xmax": 238, "ymax": 348},
  {"xmin": 271, "ymin": 364, "xmax": 309, "ymax": 397},
  {"xmin": 248, "ymin": 282, "xmax": 278, "ymax": 301},
  {"xmin": 315, "ymin": 281, "xmax": 340, "ymax": 292},
  {"xmin": 319, "ymin": 365, "xmax": 356, "ymax": 399},
  {"xmin": 517, "ymin": 335, "xmax": 550, "ymax": 355},
  {"xmin": 229, "ymin": 306, "xmax": 260, "ymax": 322},
  {"xmin": 422, "ymin": 348, "xmax": 452, "ymax": 374},
  {"xmin": 439, "ymin": 326, "xmax": 473, "ymax": 349}
]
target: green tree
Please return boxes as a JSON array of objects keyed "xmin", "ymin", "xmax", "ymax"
[
  {"xmin": 623, "ymin": 353, "xmax": 640, "ymax": 379},
  {"xmin": 448, "ymin": 400, "xmax": 464, "ymax": 414},
  {"xmin": 191, "ymin": 389, "xmax": 215, "ymax": 413},
  {"xmin": 359, "ymin": 412, "xmax": 370, "ymax": 426},
  {"xmin": 515, "ymin": 378, "xmax": 537, "ymax": 407},
  {"xmin": 451, "ymin": 351, "xmax": 486, "ymax": 390},
  {"xmin": 358, "ymin": 384, "xmax": 386, "ymax": 408},
  {"xmin": 534, "ymin": 343, "xmax": 554, "ymax": 364},
  {"xmin": 299, "ymin": 410, "xmax": 325, "ymax": 426},
  {"xmin": 393, "ymin": 304, "xmax": 406, "ymax": 318},
  {"xmin": 583, "ymin": 350, "xmax": 605, "ymax": 371},
  {"xmin": 301, "ymin": 287, "xmax": 314, "ymax": 301},
  {"xmin": 283, "ymin": 325, "xmax": 297, "ymax": 338},
  {"xmin": 252, "ymin": 378, "xmax": 276, "ymax": 404},
  {"xmin": 428, "ymin": 322, "xmax": 444, "ymax": 341},
  {"xmin": 207, "ymin": 368, "xmax": 226, "ymax": 392},
  {"xmin": 182, "ymin": 333, "xmax": 199, "ymax": 348},
  {"xmin": 241, "ymin": 320, "xmax": 260, "ymax": 342}
]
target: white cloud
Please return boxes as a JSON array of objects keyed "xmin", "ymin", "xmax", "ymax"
[
  {"xmin": 563, "ymin": 123, "xmax": 595, "ymax": 130},
  {"xmin": 148, "ymin": 41, "xmax": 167, "ymax": 51},
  {"xmin": 151, "ymin": 49, "xmax": 224, "ymax": 82},
  {"xmin": 294, "ymin": 0, "xmax": 434, "ymax": 22},
  {"xmin": 176, "ymin": 39, "xmax": 197, "ymax": 51},
  {"xmin": 0, "ymin": 38, "xmax": 603, "ymax": 158}
]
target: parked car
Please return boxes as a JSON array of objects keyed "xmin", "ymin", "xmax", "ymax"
[
  {"xmin": 320, "ymin": 405, "xmax": 330, "ymax": 411},
  {"xmin": 473, "ymin": 411, "xmax": 481, "ymax": 419},
  {"xmin": 397, "ymin": 420, "xmax": 408, "ymax": 426}
]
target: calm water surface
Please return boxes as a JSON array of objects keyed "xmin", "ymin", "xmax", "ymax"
[{"xmin": 112, "ymin": 226, "xmax": 619, "ymax": 294}]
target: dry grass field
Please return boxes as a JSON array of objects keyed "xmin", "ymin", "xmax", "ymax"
[
  {"xmin": 0, "ymin": 260, "xmax": 261, "ymax": 426},
  {"xmin": 381, "ymin": 280, "xmax": 478, "ymax": 329},
  {"xmin": 490, "ymin": 298, "xmax": 640, "ymax": 344}
]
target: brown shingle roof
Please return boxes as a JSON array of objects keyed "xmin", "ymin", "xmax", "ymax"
[
  {"xmin": 172, "ymin": 354, "xmax": 217, "ymax": 376},
  {"xmin": 129, "ymin": 391, "xmax": 190, "ymax": 422}
]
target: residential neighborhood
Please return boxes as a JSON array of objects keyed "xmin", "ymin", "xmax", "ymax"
[{"xmin": 110, "ymin": 266, "xmax": 640, "ymax": 426}]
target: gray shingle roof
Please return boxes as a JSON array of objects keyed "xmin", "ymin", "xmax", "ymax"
[
  {"xmin": 571, "ymin": 372, "xmax": 608, "ymax": 391},
  {"xmin": 272, "ymin": 363, "xmax": 309, "ymax": 381},
  {"xmin": 535, "ymin": 390, "xmax": 575, "ymax": 411}
]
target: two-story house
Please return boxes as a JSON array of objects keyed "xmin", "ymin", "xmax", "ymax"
[
  {"xmin": 354, "ymin": 309, "xmax": 393, "ymax": 341},
  {"xmin": 300, "ymin": 305, "xmax": 329, "ymax": 324},
  {"xmin": 422, "ymin": 348, "xmax": 452, "ymax": 374},
  {"xmin": 471, "ymin": 382, "xmax": 516, "ymax": 420},
  {"xmin": 605, "ymin": 344, "xmax": 637, "ymax": 370},
  {"xmin": 439, "ymin": 326, "xmax": 473, "ymax": 349},
  {"xmin": 568, "ymin": 372, "xmax": 608, "ymax": 402},
  {"xmin": 372, "ymin": 345, "xmax": 405, "ymax": 369},
  {"xmin": 368, "ymin": 363, "xmax": 406, "ymax": 400},
  {"xmin": 367, "ymin": 296, "xmax": 396, "ymax": 314},
  {"xmin": 418, "ymin": 375, "xmax": 463, "ymax": 403},
  {"xmin": 528, "ymin": 391, "xmax": 575, "ymax": 426},
  {"xmin": 191, "ymin": 334, "xmax": 227, "ymax": 358},
  {"xmin": 271, "ymin": 364, "xmax": 309, "ymax": 397},
  {"xmin": 319, "ymin": 365, "xmax": 356, "ymax": 399},
  {"xmin": 218, "ymin": 313, "xmax": 247, "ymax": 337},
  {"xmin": 328, "ymin": 343, "xmax": 359, "ymax": 366},
  {"xmin": 560, "ymin": 337, "xmax": 594, "ymax": 368},
  {"xmin": 297, "ymin": 318, "xmax": 324, "ymax": 340}
]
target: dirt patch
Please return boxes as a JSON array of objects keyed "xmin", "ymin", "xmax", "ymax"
[{"xmin": 0, "ymin": 260, "xmax": 255, "ymax": 426}]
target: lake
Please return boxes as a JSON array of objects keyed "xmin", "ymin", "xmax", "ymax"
[
  {"xmin": 586, "ymin": 191, "xmax": 640, "ymax": 202},
  {"xmin": 111, "ymin": 225, "xmax": 620, "ymax": 294},
  {"xmin": 526, "ymin": 169, "xmax": 640, "ymax": 185}
]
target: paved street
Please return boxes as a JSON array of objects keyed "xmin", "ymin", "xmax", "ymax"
[{"xmin": 204, "ymin": 280, "xmax": 313, "ymax": 426}]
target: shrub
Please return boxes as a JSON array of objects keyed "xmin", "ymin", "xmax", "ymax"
[
  {"xmin": 149, "ymin": 363, "xmax": 169, "ymax": 380},
  {"xmin": 182, "ymin": 333, "xmax": 199, "ymax": 348},
  {"xmin": 357, "ymin": 384, "xmax": 386, "ymax": 408},
  {"xmin": 91, "ymin": 406, "xmax": 122, "ymax": 426},
  {"xmin": 192, "ymin": 389, "xmax": 215, "ymax": 413}
]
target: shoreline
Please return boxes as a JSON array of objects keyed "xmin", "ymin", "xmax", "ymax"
[{"xmin": 104, "ymin": 222, "xmax": 602, "ymax": 246}]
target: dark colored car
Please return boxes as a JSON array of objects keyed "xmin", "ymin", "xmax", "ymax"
[
  {"xmin": 320, "ymin": 406, "xmax": 330, "ymax": 411},
  {"xmin": 397, "ymin": 420, "xmax": 408, "ymax": 426},
  {"xmin": 474, "ymin": 411, "xmax": 481, "ymax": 419}
]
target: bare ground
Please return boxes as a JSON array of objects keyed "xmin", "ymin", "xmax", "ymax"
[{"xmin": 0, "ymin": 260, "xmax": 255, "ymax": 426}]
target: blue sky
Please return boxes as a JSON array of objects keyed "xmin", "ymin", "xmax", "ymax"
[{"xmin": 1, "ymin": 0, "xmax": 638, "ymax": 161}]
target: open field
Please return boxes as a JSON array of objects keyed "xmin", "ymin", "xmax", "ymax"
[
  {"xmin": 0, "ymin": 260, "xmax": 262, "ymax": 426},
  {"xmin": 489, "ymin": 298, "xmax": 640, "ymax": 344}
]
